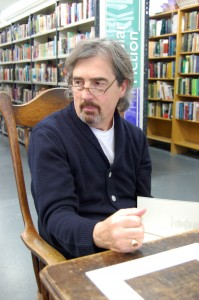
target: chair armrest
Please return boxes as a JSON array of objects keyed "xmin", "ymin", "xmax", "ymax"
[{"xmin": 21, "ymin": 226, "xmax": 66, "ymax": 266}]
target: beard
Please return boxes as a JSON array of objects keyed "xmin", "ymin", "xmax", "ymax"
[{"xmin": 79, "ymin": 100, "xmax": 102, "ymax": 125}]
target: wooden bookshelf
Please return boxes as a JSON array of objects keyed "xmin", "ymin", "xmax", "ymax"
[
  {"xmin": 172, "ymin": 4, "xmax": 199, "ymax": 154},
  {"xmin": 148, "ymin": 5, "xmax": 199, "ymax": 154},
  {"xmin": 147, "ymin": 9, "xmax": 177, "ymax": 149}
]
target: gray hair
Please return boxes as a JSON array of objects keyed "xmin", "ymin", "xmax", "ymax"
[{"xmin": 65, "ymin": 38, "xmax": 134, "ymax": 112}]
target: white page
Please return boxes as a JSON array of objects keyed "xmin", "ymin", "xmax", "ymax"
[
  {"xmin": 138, "ymin": 196, "xmax": 199, "ymax": 237},
  {"xmin": 86, "ymin": 243, "xmax": 199, "ymax": 300}
]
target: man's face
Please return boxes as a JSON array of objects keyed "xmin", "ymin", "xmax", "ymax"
[{"xmin": 72, "ymin": 56, "xmax": 127, "ymax": 131}]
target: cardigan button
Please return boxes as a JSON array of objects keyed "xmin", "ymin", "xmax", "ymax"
[
  {"xmin": 109, "ymin": 172, "xmax": 112, "ymax": 178},
  {"xmin": 111, "ymin": 195, "xmax": 116, "ymax": 202}
]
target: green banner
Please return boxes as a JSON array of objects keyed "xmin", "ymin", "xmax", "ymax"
[{"xmin": 105, "ymin": 0, "xmax": 145, "ymax": 126}]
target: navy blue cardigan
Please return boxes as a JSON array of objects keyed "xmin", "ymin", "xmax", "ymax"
[{"xmin": 28, "ymin": 102, "xmax": 152, "ymax": 258}]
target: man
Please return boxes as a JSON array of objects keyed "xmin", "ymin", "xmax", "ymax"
[{"xmin": 28, "ymin": 38, "xmax": 152, "ymax": 259}]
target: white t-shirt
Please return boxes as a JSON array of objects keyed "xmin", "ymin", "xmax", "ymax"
[{"xmin": 90, "ymin": 122, "xmax": 115, "ymax": 164}]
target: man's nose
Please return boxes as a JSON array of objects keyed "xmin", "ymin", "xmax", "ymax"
[{"xmin": 81, "ymin": 87, "xmax": 93, "ymax": 98}]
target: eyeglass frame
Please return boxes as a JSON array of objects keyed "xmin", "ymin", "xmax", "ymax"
[{"xmin": 70, "ymin": 78, "xmax": 117, "ymax": 96}]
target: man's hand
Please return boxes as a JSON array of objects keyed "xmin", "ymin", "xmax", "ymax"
[{"xmin": 93, "ymin": 208, "xmax": 146, "ymax": 253}]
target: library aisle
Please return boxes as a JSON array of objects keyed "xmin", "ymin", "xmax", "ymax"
[
  {"xmin": 0, "ymin": 134, "xmax": 199, "ymax": 299},
  {"xmin": 150, "ymin": 145, "xmax": 199, "ymax": 201}
]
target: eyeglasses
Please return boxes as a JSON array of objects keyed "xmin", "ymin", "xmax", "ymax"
[{"xmin": 70, "ymin": 78, "xmax": 117, "ymax": 96}]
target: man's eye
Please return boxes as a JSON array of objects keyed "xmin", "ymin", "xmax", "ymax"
[
  {"xmin": 93, "ymin": 81, "xmax": 105, "ymax": 88},
  {"xmin": 73, "ymin": 80, "xmax": 83, "ymax": 86}
]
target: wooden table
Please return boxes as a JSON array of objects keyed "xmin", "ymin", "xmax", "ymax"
[{"xmin": 40, "ymin": 230, "xmax": 199, "ymax": 300}]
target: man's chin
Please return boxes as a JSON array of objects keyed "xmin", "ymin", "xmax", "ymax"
[
  {"xmin": 80, "ymin": 112, "xmax": 101, "ymax": 125},
  {"xmin": 80, "ymin": 113, "xmax": 95, "ymax": 125}
]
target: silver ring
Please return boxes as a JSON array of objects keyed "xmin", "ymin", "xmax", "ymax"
[{"xmin": 131, "ymin": 239, "xmax": 139, "ymax": 247}]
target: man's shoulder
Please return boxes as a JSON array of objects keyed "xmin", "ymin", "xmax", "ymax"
[{"xmin": 122, "ymin": 117, "xmax": 143, "ymax": 135}]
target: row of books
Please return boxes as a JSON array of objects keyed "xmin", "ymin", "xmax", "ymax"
[
  {"xmin": 181, "ymin": 33, "xmax": 199, "ymax": 53},
  {"xmin": 182, "ymin": 10, "xmax": 199, "ymax": 31},
  {"xmin": 32, "ymin": 39, "xmax": 56, "ymax": 60},
  {"xmin": 31, "ymin": 13, "xmax": 56, "ymax": 35},
  {"xmin": 0, "ymin": 0, "xmax": 95, "ymax": 44},
  {"xmin": 149, "ymin": 36, "xmax": 176, "ymax": 58},
  {"xmin": 1, "ymin": 65, "xmax": 57, "ymax": 83},
  {"xmin": 57, "ymin": 30, "xmax": 94, "ymax": 55},
  {"xmin": 68, "ymin": 31, "xmax": 93, "ymax": 53},
  {"xmin": 149, "ymin": 15, "xmax": 178, "ymax": 37},
  {"xmin": 179, "ymin": 55, "xmax": 199, "ymax": 73},
  {"xmin": 15, "ymin": 66, "xmax": 31, "ymax": 82},
  {"xmin": 148, "ymin": 102, "xmax": 173, "ymax": 119},
  {"xmin": 148, "ymin": 81, "xmax": 174, "ymax": 100},
  {"xmin": 32, "ymin": 63, "xmax": 57, "ymax": 83},
  {"xmin": 177, "ymin": 77, "xmax": 199, "ymax": 96},
  {"xmin": 148, "ymin": 61, "xmax": 175, "ymax": 79},
  {"xmin": 56, "ymin": 0, "xmax": 94, "ymax": 27},
  {"xmin": 0, "ymin": 84, "xmax": 49, "ymax": 103},
  {"xmin": 32, "ymin": 29, "xmax": 90, "ymax": 58},
  {"xmin": 0, "ymin": 67, "xmax": 13, "ymax": 81},
  {"xmin": 0, "ymin": 49, "xmax": 12, "ymax": 63},
  {"xmin": 0, "ymin": 28, "xmax": 12, "ymax": 44},
  {"xmin": 0, "ymin": 65, "xmax": 68, "ymax": 83},
  {"xmin": 13, "ymin": 44, "xmax": 31, "ymax": 61},
  {"xmin": 12, "ymin": 21, "xmax": 31, "ymax": 41},
  {"xmin": 176, "ymin": 101, "xmax": 199, "ymax": 121},
  {"xmin": 83, "ymin": 0, "xmax": 95, "ymax": 19},
  {"xmin": 0, "ymin": 22, "xmax": 31, "ymax": 44},
  {"xmin": 13, "ymin": 87, "xmax": 33, "ymax": 103},
  {"xmin": 0, "ymin": 29, "xmax": 94, "ymax": 63},
  {"xmin": 1, "ymin": 84, "xmax": 30, "ymax": 100}
]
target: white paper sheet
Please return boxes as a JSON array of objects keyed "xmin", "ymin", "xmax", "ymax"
[
  {"xmin": 86, "ymin": 243, "xmax": 199, "ymax": 300},
  {"xmin": 138, "ymin": 196, "xmax": 199, "ymax": 237}
]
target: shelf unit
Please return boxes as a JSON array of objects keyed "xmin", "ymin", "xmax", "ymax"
[
  {"xmin": 0, "ymin": 0, "xmax": 96, "ymax": 104},
  {"xmin": 148, "ymin": 10, "xmax": 178, "ymax": 149},
  {"xmin": 0, "ymin": 0, "xmax": 97, "ymax": 142},
  {"xmin": 148, "ymin": 5, "xmax": 199, "ymax": 154},
  {"xmin": 172, "ymin": 4, "xmax": 199, "ymax": 153}
]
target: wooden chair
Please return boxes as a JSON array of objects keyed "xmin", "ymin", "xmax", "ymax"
[{"xmin": 0, "ymin": 88, "xmax": 71, "ymax": 300}]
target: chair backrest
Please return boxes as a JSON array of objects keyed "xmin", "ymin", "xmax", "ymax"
[{"xmin": 0, "ymin": 88, "xmax": 69, "ymax": 297}]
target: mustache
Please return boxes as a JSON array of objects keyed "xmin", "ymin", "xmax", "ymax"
[{"xmin": 80, "ymin": 100, "xmax": 100, "ymax": 111}]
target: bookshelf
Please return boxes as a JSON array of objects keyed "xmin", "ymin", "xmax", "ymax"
[
  {"xmin": 0, "ymin": 0, "xmax": 97, "ymax": 143},
  {"xmin": 173, "ymin": 4, "xmax": 199, "ymax": 153},
  {"xmin": 148, "ymin": 4, "xmax": 199, "ymax": 154},
  {"xmin": 147, "ymin": 10, "xmax": 178, "ymax": 147},
  {"xmin": 0, "ymin": 1, "xmax": 96, "ymax": 103}
]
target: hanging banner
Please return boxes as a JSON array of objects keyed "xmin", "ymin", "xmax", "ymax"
[{"xmin": 103, "ymin": 0, "xmax": 145, "ymax": 128}]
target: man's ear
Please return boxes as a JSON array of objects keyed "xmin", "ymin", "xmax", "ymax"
[{"xmin": 119, "ymin": 79, "xmax": 128, "ymax": 97}]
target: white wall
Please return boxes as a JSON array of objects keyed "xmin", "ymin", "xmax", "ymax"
[
  {"xmin": 149, "ymin": 0, "xmax": 168, "ymax": 15},
  {"xmin": 0, "ymin": 0, "xmax": 52, "ymax": 25}
]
